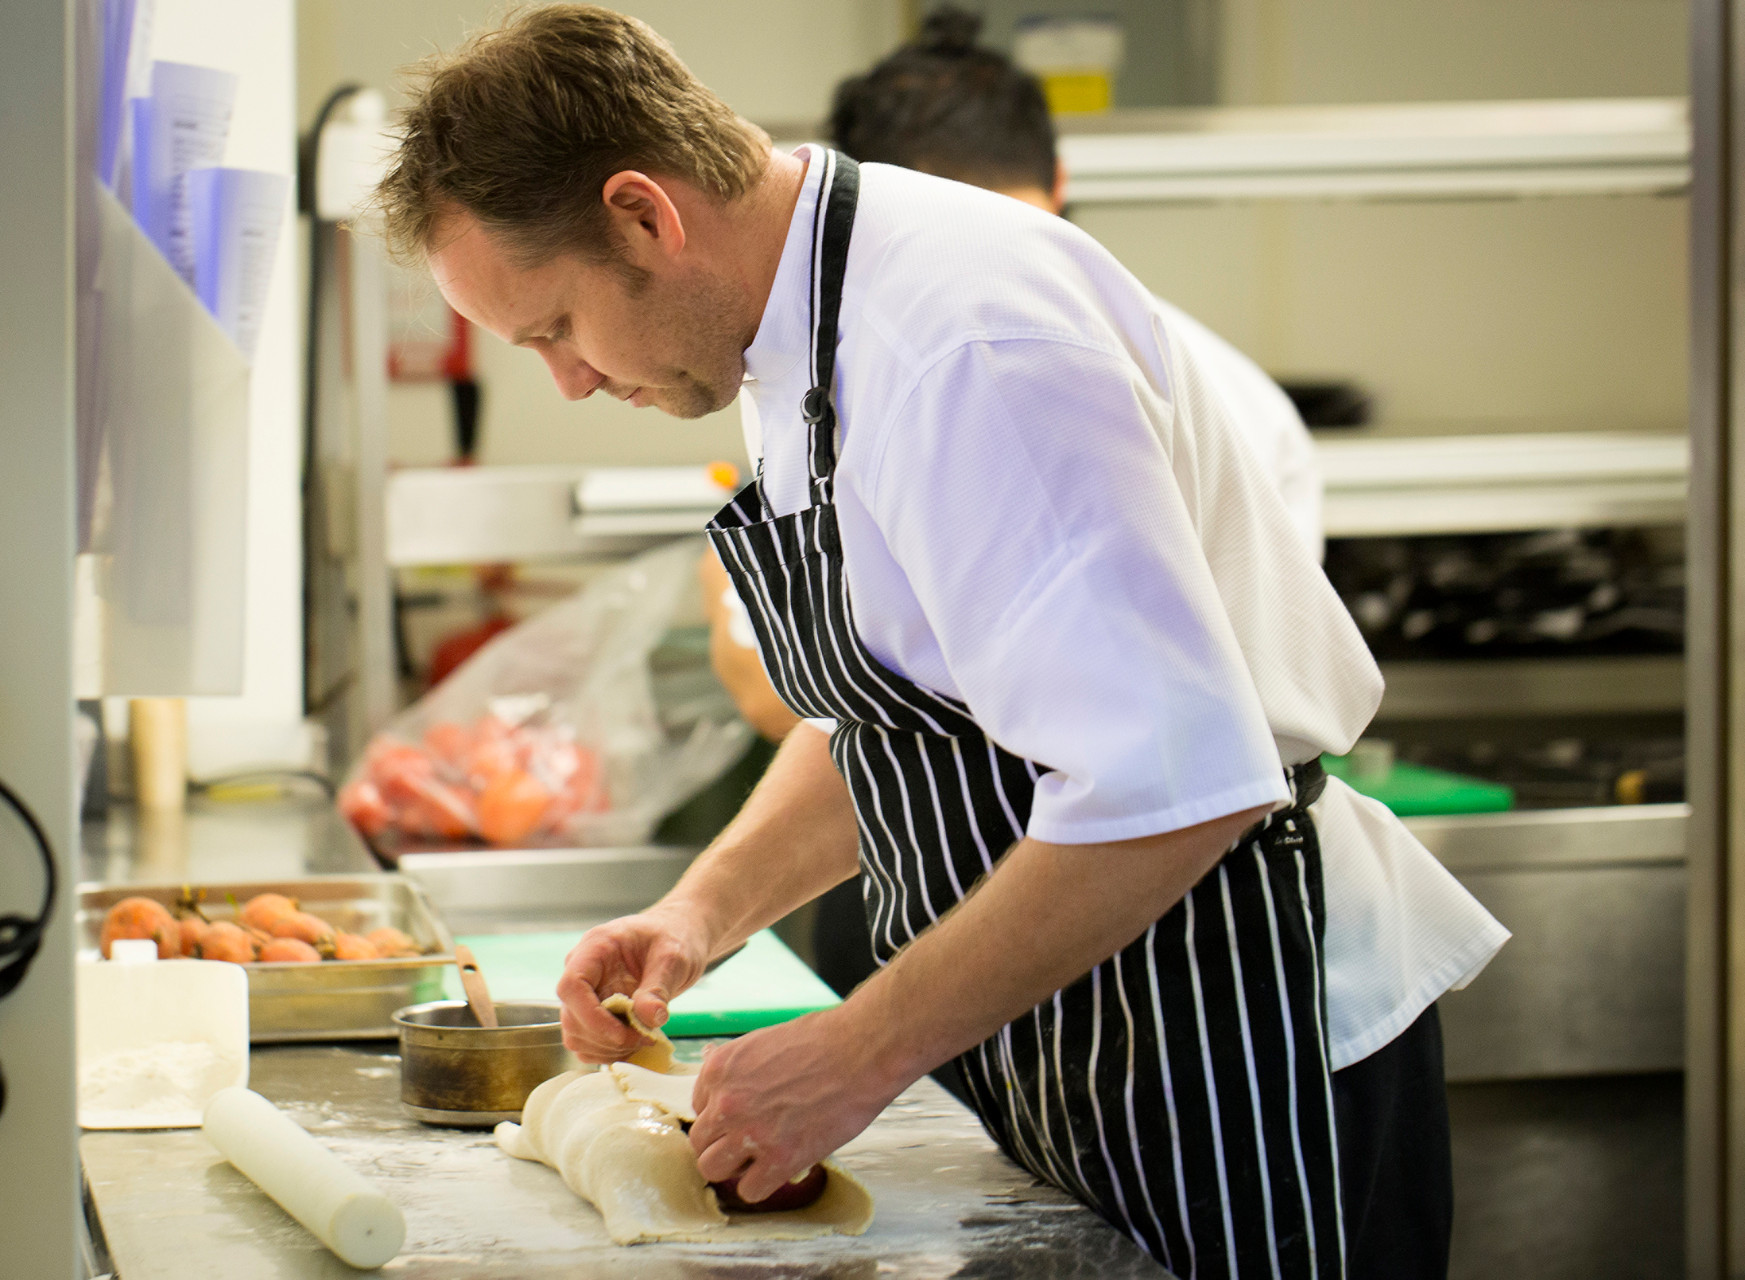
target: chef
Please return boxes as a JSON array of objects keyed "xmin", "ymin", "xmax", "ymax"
[{"xmin": 375, "ymin": 7, "xmax": 1507, "ymax": 1278}]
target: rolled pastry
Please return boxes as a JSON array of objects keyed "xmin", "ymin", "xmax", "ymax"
[{"xmin": 495, "ymin": 1017, "xmax": 874, "ymax": 1244}]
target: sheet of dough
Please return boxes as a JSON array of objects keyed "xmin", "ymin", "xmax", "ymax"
[
  {"xmin": 497, "ymin": 1046, "xmax": 874, "ymax": 1243},
  {"xmin": 600, "ymin": 993, "xmax": 675, "ymax": 1073},
  {"xmin": 610, "ymin": 1061, "xmax": 698, "ymax": 1123}
]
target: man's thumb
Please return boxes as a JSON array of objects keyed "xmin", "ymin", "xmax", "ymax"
[{"xmin": 632, "ymin": 949, "xmax": 681, "ymax": 1029}]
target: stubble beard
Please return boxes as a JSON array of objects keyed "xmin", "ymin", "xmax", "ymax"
[{"xmin": 644, "ymin": 267, "xmax": 750, "ymax": 421}]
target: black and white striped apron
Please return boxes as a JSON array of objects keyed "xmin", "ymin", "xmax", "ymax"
[{"xmin": 707, "ymin": 150, "xmax": 1346, "ymax": 1279}]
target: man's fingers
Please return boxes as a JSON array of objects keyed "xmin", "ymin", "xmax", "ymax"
[
  {"xmin": 557, "ymin": 986, "xmax": 644, "ymax": 1060},
  {"xmin": 631, "ymin": 943, "xmax": 687, "ymax": 1030},
  {"xmin": 733, "ymin": 1162, "xmax": 795, "ymax": 1207},
  {"xmin": 560, "ymin": 1005, "xmax": 634, "ymax": 1061},
  {"xmin": 695, "ymin": 1134, "xmax": 756, "ymax": 1185},
  {"xmin": 587, "ymin": 1012, "xmax": 644, "ymax": 1054}
]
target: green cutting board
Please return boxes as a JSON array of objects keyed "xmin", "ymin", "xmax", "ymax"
[
  {"xmin": 441, "ymin": 927, "xmax": 840, "ymax": 1037},
  {"xmin": 1322, "ymin": 754, "xmax": 1514, "ymax": 817}
]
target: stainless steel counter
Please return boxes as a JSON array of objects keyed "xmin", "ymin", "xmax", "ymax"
[
  {"xmin": 1404, "ymin": 803, "xmax": 1687, "ymax": 1081},
  {"xmin": 80, "ymin": 793, "xmax": 380, "ymax": 885},
  {"xmin": 75, "ymin": 805, "xmax": 1168, "ymax": 1273},
  {"xmin": 81, "ymin": 1041, "xmax": 1168, "ymax": 1278}
]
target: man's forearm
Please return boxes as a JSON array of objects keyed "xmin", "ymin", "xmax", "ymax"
[
  {"xmin": 659, "ymin": 722, "xmax": 860, "ymax": 960},
  {"xmin": 838, "ymin": 805, "xmax": 1271, "ymax": 1087}
]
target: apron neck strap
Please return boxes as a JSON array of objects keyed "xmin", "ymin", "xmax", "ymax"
[{"xmin": 802, "ymin": 150, "xmax": 860, "ymax": 502}]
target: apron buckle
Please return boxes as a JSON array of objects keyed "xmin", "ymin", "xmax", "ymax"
[{"xmin": 801, "ymin": 385, "xmax": 830, "ymax": 424}]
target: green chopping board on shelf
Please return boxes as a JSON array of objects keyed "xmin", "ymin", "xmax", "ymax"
[
  {"xmin": 1322, "ymin": 754, "xmax": 1514, "ymax": 817},
  {"xmin": 441, "ymin": 927, "xmax": 840, "ymax": 1037}
]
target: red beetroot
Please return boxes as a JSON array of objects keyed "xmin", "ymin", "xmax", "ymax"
[{"xmin": 711, "ymin": 1164, "xmax": 829, "ymax": 1213}]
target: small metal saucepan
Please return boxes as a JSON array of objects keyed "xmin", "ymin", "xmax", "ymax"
[{"xmin": 392, "ymin": 999, "xmax": 576, "ymax": 1127}]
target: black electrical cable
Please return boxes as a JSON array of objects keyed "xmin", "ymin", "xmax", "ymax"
[
  {"xmin": 0, "ymin": 776, "xmax": 59, "ymax": 1121},
  {"xmin": 0, "ymin": 777, "xmax": 56, "ymax": 1001}
]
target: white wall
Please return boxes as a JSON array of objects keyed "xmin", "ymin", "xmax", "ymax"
[
  {"xmin": 1221, "ymin": 0, "xmax": 1686, "ymax": 106},
  {"xmin": 1079, "ymin": 0, "xmax": 1690, "ymax": 436},
  {"xmin": 149, "ymin": 0, "xmax": 308, "ymax": 774},
  {"xmin": 299, "ymin": 0, "xmax": 903, "ymax": 472},
  {"xmin": 1075, "ymin": 193, "xmax": 1689, "ymax": 435},
  {"xmin": 298, "ymin": 0, "xmax": 1692, "ymax": 454}
]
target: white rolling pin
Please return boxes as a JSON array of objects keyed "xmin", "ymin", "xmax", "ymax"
[{"xmin": 203, "ymin": 1087, "xmax": 406, "ymax": 1269}]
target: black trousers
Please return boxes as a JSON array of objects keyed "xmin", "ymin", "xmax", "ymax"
[
  {"xmin": 1333, "ymin": 1004, "xmax": 1454, "ymax": 1280},
  {"xmin": 812, "ymin": 877, "xmax": 877, "ymax": 1001}
]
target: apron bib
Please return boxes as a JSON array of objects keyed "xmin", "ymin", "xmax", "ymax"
[{"xmin": 708, "ymin": 150, "xmax": 1346, "ymax": 1279}]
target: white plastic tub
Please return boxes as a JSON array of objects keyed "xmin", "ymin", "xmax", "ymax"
[{"xmin": 76, "ymin": 947, "xmax": 249, "ymax": 1129}]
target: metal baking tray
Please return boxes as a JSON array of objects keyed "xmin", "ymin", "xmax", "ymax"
[{"xmin": 77, "ymin": 875, "xmax": 455, "ymax": 1042}]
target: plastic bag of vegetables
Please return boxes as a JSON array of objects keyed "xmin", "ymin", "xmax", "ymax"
[{"xmin": 339, "ymin": 539, "xmax": 752, "ymax": 850}]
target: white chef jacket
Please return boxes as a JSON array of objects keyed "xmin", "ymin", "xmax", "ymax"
[
  {"xmin": 1150, "ymin": 300, "xmax": 1323, "ymax": 561},
  {"xmin": 739, "ymin": 149, "xmax": 1506, "ymax": 1069}
]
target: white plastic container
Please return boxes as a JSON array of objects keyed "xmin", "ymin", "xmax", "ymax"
[{"xmin": 76, "ymin": 947, "xmax": 249, "ymax": 1129}]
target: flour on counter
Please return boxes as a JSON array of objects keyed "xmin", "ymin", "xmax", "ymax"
[{"xmin": 79, "ymin": 1041, "xmax": 243, "ymax": 1123}]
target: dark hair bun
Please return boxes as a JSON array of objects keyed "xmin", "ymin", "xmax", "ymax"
[{"xmin": 918, "ymin": 6, "xmax": 983, "ymax": 56}]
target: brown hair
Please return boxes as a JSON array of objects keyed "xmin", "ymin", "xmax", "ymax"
[{"xmin": 375, "ymin": 4, "xmax": 770, "ymax": 267}]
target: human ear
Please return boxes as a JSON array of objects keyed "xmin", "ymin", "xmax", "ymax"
[{"xmin": 601, "ymin": 170, "xmax": 687, "ymax": 263}]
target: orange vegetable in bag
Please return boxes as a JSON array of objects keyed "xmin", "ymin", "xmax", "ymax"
[
  {"xmin": 337, "ymin": 779, "xmax": 392, "ymax": 838},
  {"xmin": 422, "ymin": 720, "xmax": 472, "ymax": 768},
  {"xmin": 477, "ymin": 769, "xmax": 554, "ymax": 847}
]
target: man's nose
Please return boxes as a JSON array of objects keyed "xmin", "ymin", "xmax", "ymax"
[{"xmin": 542, "ymin": 350, "xmax": 603, "ymax": 401}]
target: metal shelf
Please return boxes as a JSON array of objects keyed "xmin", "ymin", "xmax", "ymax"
[
  {"xmin": 1403, "ymin": 802, "xmax": 1685, "ymax": 875},
  {"xmin": 384, "ymin": 465, "xmax": 731, "ymax": 567},
  {"xmin": 1057, "ymin": 98, "xmax": 1690, "ymax": 204},
  {"xmin": 1319, "ymin": 431, "xmax": 1687, "ymax": 537},
  {"xmin": 1374, "ymin": 654, "xmax": 1685, "ymax": 720}
]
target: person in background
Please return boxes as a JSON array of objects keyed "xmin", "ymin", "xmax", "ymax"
[
  {"xmin": 704, "ymin": 7, "xmax": 1323, "ymax": 1002},
  {"xmin": 834, "ymin": 7, "xmax": 1322, "ymax": 556}
]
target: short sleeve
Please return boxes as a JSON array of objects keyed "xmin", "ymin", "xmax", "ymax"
[{"xmin": 861, "ymin": 339, "xmax": 1288, "ymax": 843}]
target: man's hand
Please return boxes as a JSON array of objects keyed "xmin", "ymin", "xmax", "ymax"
[
  {"xmin": 556, "ymin": 905, "xmax": 711, "ymax": 1061},
  {"xmin": 687, "ymin": 1007, "xmax": 904, "ymax": 1204}
]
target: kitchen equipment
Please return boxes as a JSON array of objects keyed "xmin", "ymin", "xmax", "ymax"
[
  {"xmin": 76, "ymin": 950, "xmax": 249, "ymax": 1129},
  {"xmin": 398, "ymin": 844, "xmax": 695, "ymax": 934},
  {"xmin": 202, "ymin": 1085, "xmax": 405, "ymax": 1269},
  {"xmin": 393, "ymin": 998, "xmax": 573, "ymax": 1126},
  {"xmin": 128, "ymin": 697, "xmax": 187, "ymax": 810},
  {"xmin": 440, "ymin": 928, "xmax": 839, "ymax": 1038},
  {"xmin": 1322, "ymin": 753, "xmax": 1515, "ymax": 816},
  {"xmin": 77, "ymin": 875, "xmax": 454, "ymax": 1041},
  {"xmin": 453, "ymin": 943, "xmax": 498, "ymax": 1029}
]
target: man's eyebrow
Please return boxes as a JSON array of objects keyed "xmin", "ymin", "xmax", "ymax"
[{"xmin": 511, "ymin": 316, "xmax": 560, "ymax": 344}]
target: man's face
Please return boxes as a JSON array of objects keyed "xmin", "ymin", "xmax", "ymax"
[{"xmin": 429, "ymin": 211, "xmax": 747, "ymax": 420}]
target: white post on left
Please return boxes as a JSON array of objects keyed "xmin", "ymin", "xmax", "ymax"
[{"xmin": 0, "ymin": 0, "xmax": 80, "ymax": 1272}]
